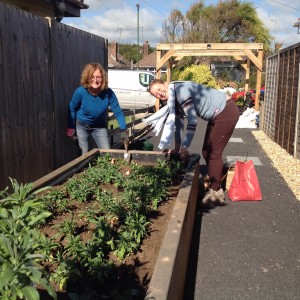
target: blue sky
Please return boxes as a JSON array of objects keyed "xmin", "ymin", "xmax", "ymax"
[{"xmin": 63, "ymin": 0, "xmax": 300, "ymax": 49}]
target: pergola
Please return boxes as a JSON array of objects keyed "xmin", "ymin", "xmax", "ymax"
[{"xmin": 155, "ymin": 43, "xmax": 264, "ymax": 111}]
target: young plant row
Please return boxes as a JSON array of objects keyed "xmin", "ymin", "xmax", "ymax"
[{"xmin": 0, "ymin": 154, "xmax": 183, "ymax": 299}]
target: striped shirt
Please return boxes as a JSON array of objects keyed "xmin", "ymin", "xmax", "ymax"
[{"xmin": 169, "ymin": 81, "xmax": 227, "ymax": 147}]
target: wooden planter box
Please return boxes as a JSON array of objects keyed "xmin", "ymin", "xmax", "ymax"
[{"xmin": 33, "ymin": 148, "xmax": 199, "ymax": 300}]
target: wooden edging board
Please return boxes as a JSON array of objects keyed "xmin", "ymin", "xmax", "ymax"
[{"xmin": 145, "ymin": 161, "xmax": 199, "ymax": 300}]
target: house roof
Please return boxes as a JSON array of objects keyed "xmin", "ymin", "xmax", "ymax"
[
  {"xmin": 107, "ymin": 43, "xmax": 131, "ymax": 69},
  {"xmin": 136, "ymin": 51, "xmax": 157, "ymax": 68},
  {"xmin": 135, "ymin": 50, "xmax": 168, "ymax": 70}
]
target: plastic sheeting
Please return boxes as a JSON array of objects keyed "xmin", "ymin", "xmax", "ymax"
[{"xmin": 235, "ymin": 108, "xmax": 259, "ymax": 128}]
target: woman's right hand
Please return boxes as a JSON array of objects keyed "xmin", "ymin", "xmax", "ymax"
[
  {"xmin": 163, "ymin": 144, "xmax": 181, "ymax": 155},
  {"xmin": 66, "ymin": 128, "xmax": 75, "ymax": 137}
]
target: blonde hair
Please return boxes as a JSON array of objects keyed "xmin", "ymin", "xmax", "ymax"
[{"xmin": 80, "ymin": 62, "xmax": 108, "ymax": 91}]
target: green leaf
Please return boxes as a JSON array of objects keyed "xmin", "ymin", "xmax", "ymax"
[
  {"xmin": 32, "ymin": 186, "xmax": 51, "ymax": 196},
  {"xmin": 0, "ymin": 268, "xmax": 14, "ymax": 288},
  {"xmin": 45, "ymin": 284, "xmax": 57, "ymax": 300},
  {"xmin": 28, "ymin": 212, "xmax": 52, "ymax": 226},
  {"xmin": 0, "ymin": 234, "xmax": 14, "ymax": 257},
  {"xmin": 20, "ymin": 285, "xmax": 40, "ymax": 300}
]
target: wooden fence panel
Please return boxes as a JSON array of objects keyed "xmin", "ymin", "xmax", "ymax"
[
  {"xmin": 0, "ymin": 3, "xmax": 108, "ymax": 190},
  {"xmin": 50, "ymin": 21, "xmax": 108, "ymax": 168},
  {"xmin": 297, "ymin": 66, "xmax": 300, "ymax": 159},
  {"xmin": 262, "ymin": 55, "xmax": 278, "ymax": 139},
  {"xmin": 0, "ymin": 3, "xmax": 54, "ymax": 189},
  {"xmin": 263, "ymin": 43, "xmax": 300, "ymax": 159},
  {"xmin": 276, "ymin": 46, "xmax": 299, "ymax": 156}
]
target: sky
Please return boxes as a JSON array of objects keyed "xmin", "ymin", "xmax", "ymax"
[{"xmin": 63, "ymin": 0, "xmax": 300, "ymax": 49}]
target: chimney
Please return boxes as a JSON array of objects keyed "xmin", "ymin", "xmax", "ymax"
[
  {"xmin": 111, "ymin": 41, "xmax": 118, "ymax": 60},
  {"xmin": 143, "ymin": 41, "xmax": 149, "ymax": 58}
]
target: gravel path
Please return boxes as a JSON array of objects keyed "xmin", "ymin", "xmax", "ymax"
[{"xmin": 252, "ymin": 130, "xmax": 300, "ymax": 201}]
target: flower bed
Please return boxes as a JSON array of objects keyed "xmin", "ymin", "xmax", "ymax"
[{"xmin": 0, "ymin": 149, "xmax": 199, "ymax": 300}]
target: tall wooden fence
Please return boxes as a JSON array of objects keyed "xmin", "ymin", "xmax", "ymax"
[
  {"xmin": 262, "ymin": 42, "xmax": 300, "ymax": 159},
  {"xmin": 0, "ymin": 3, "xmax": 107, "ymax": 190}
]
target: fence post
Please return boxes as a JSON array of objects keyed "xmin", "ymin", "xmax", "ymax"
[
  {"xmin": 294, "ymin": 64, "xmax": 300, "ymax": 158},
  {"xmin": 110, "ymin": 124, "xmax": 114, "ymax": 145}
]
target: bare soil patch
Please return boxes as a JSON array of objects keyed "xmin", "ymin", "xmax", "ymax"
[{"xmin": 38, "ymin": 157, "xmax": 184, "ymax": 299}]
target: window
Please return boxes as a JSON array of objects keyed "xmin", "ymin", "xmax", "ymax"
[{"xmin": 139, "ymin": 73, "xmax": 155, "ymax": 87}]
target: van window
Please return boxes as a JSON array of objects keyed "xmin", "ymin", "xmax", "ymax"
[{"xmin": 139, "ymin": 73, "xmax": 155, "ymax": 87}]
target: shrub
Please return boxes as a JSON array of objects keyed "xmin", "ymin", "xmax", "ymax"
[{"xmin": 174, "ymin": 65, "xmax": 219, "ymax": 88}]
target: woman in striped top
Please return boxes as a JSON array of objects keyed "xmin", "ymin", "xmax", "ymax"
[{"xmin": 148, "ymin": 79, "xmax": 240, "ymax": 205}]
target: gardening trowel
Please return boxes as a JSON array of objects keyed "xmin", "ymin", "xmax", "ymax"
[{"xmin": 122, "ymin": 137, "xmax": 131, "ymax": 163}]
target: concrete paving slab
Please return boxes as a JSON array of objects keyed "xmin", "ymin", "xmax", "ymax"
[{"xmin": 226, "ymin": 156, "xmax": 262, "ymax": 166}]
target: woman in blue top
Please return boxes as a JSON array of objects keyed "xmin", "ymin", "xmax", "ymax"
[
  {"xmin": 66, "ymin": 62, "xmax": 127, "ymax": 155},
  {"xmin": 145, "ymin": 79, "xmax": 240, "ymax": 205}
]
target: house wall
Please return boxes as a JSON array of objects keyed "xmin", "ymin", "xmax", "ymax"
[
  {"xmin": 210, "ymin": 61, "xmax": 245, "ymax": 82},
  {"xmin": 0, "ymin": 2, "xmax": 107, "ymax": 190}
]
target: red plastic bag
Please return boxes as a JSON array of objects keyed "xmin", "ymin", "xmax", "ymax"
[{"xmin": 228, "ymin": 160, "xmax": 262, "ymax": 201}]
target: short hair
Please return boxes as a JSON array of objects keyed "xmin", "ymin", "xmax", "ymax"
[
  {"xmin": 147, "ymin": 78, "xmax": 165, "ymax": 93},
  {"xmin": 80, "ymin": 62, "xmax": 108, "ymax": 91}
]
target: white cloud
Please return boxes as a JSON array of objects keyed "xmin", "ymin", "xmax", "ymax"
[
  {"xmin": 64, "ymin": 0, "xmax": 300, "ymax": 49},
  {"xmin": 256, "ymin": 1, "xmax": 300, "ymax": 49},
  {"xmin": 64, "ymin": 4, "xmax": 164, "ymax": 45}
]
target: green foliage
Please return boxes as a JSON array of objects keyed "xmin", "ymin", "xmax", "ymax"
[
  {"xmin": 117, "ymin": 43, "xmax": 155, "ymax": 64},
  {"xmin": 174, "ymin": 64, "xmax": 219, "ymax": 88},
  {"xmin": 0, "ymin": 179, "xmax": 56, "ymax": 300}
]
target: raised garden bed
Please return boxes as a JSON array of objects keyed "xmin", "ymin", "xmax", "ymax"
[{"xmin": 0, "ymin": 149, "xmax": 199, "ymax": 300}]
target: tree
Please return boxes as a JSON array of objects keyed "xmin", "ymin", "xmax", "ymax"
[
  {"xmin": 161, "ymin": 10, "xmax": 185, "ymax": 43},
  {"xmin": 161, "ymin": 0, "xmax": 272, "ymax": 51},
  {"xmin": 118, "ymin": 43, "xmax": 155, "ymax": 64}
]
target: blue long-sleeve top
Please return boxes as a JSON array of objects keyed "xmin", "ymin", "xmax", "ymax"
[{"xmin": 67, "ymin": 86, "xmax": 126, "ymax": 130}]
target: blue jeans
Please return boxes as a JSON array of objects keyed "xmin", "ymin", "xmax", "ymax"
[{"xmin": 76, "ymin": 120, "xmax": 110, "ymax": 155}]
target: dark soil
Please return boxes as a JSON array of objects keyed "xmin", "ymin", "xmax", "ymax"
[{"xmin": 38, "ymin": 159, "xmax": 184, "ymax": 300}]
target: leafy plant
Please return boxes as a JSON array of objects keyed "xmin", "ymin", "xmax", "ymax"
[
  {"xmin": 174, "ymin": 64, "xmax": 219, "ymax": 88},
  {"xmin": 50, "ymin": 257, "xmax": 80, "ymax": 291},
  {"xmin": 0, "ymin": 179, "xmax": 56, "ymax": 300}
]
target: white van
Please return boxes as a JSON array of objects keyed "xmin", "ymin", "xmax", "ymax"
[{"xmin": 108, "ymin": 69, "xmax": 156, "ymax": 110}]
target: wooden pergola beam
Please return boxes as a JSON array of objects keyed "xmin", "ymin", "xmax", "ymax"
[
  {"xmin": 243, "ymin": 49, "xmax": 262, "ymax": 71},
  {"xmin": 155, "ymin": 43, "xmax": 264, "ymax": 111},
  {"xmin": 173, "ymin": 50, "xmax": 246, "ymax": 56},
  {"xmin": 156, "ymin": 49, "xmax": 176, "ymax": 70},
  {"xmin": 157, "ymin": 43, "xmax": 263, "ymax": 51}
]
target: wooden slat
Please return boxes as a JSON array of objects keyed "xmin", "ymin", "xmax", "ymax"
[
  {"xmin": 0, "ymin": 4, "xmax": 54, "ymax": 189},
  {"xmin": 156, "ymin": 49, "xmax": 176, "ymax": 69},
  {"xmin": 173, "ymin": 50, "xmax": 246, "ymax": 56},
  {"xmin": 157, "ymin": 43, "xmax": 263, "ymax": 50}
]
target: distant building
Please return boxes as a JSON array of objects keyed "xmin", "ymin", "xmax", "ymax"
[
  {"xmin": 108, "ymin": 41, "xmax": 132, "ymax": 69},
  {"xmin": 135, "ymin": 41, "xmax": 167, "ymax": 73},
  {"xmin": 210, "ymin": 60, "xmax": 245, "ymax": 82},
  {"xmin": 2, "ymin": 0, "xmax": 89, "ymax": 22}
]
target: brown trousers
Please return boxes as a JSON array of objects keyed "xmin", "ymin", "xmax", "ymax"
[{"xmin": 202, "ymin": 99, "xmax": 240, "ymax": 190}]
